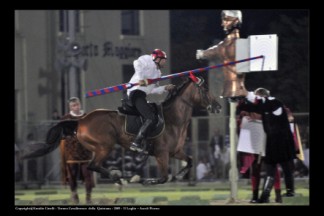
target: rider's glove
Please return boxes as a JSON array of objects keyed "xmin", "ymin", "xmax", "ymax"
[{"xmin": 139, "ymin": 79, "xmax": 149, "ymax": 86}]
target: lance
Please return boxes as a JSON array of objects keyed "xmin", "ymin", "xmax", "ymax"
[{"xmin": 85, "ymin": 55, "xmax": 263, "ymax": 98}]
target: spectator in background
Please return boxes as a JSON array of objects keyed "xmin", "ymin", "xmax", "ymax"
[
  {"xmin": 196, "ymin": 157, "xmax": 212, "ymax": 180},
  {"xmin": 104, "ymin": 148, "xmax": 122, "ymax": 178},
  {"xmin": 26, "ymin": 133, "xmax": 38, "ymax": 181},
  {"xmin": 240, "ymin": 88, "xmax": 296, "ymax": 203},
  {"xmin": 52, "ymin": 109, "xmax": 61, "ymax": 120},
  {"xmin": 15, "ymin": 143, "xmax": 22, "ymax": 181},
  {"xmin": 302, "ymin": 126, "xmax": 309, "ymax": 170},
  {"xmin": 209, "ymin": 129, "xmax": 224, "ymax": 178},
  {"xmin": 60, "ymin": 97, "xmax": 94, "ymax": 204},
  {"xmin": 123, "ymin": 151, "xmax": 136, "ymax": 179},
  {"xmin": 237, "ymin": 100, "xmax": 282, "ymax": 203},
  {"xmin": 133, "ymin": 153, "xmax": 146, "ymax": 178},
  {"xmin": 285, "ymin": 109, "xmax": 309, "ymax": 179}
]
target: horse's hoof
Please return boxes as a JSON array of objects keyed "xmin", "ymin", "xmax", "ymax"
[
  {"xmin": 142, "ymin": 178, "xmax": 158, "ymax": 186},
  {"xmin": 130, "ymin": 175, "xmax": 141, "ymax": 183},
  {"xmin": 175, "ymin": 175, "xmax": 183, "ymax": 181},
  {"xmin": 114, "ymin": 183, "xmax": 123, "ymax": 191},
  {"xmin": 168, "ymin": 175, "xmax": 176, "ymax": 182},
  {"xmin": 114, "ymin": 178, "xmax": 128, "ymax": 191},
  {"xmin": 110, "ymin": 169, "xmax": 122, "ymax": 178},
  {"xmin": 142, "ymin": 180, "xmax": 151, "ymax": 186}
]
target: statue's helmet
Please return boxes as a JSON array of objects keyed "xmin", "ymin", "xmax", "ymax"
[{"xmin": 221, "ymin": 10, "xmax": 242, "ymax": 24}]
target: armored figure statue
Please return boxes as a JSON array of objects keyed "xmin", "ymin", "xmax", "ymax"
[{"xmin": 196, "ymin": 10, "xmax": 246, "ymax": 99}]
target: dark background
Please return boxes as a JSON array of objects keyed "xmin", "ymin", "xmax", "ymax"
[{"xmin": 170, "ymin": 9, "xmax": 309, "ymax": 112}]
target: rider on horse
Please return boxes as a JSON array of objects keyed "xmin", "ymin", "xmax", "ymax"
[{"xmin": 127, "ymin": 49, "xmax": 175, "ymax": 153}]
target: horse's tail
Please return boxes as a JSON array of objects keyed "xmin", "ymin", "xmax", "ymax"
[{"xmin": 21, "ymin": 120, "xmax": 79, "ymax": 159}]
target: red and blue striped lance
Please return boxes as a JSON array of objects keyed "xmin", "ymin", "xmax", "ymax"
[{"xmin": 85, "ymin": 55, "xmax": 263, "ymax": 98}]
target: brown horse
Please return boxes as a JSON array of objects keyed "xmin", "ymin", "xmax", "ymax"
[
  {"xmin": 78, "ymin": 76, "xmax": 221, "ymax": 185},
  {"xmin": 22, "ymin": 76, "xmax": 221, "ymax": 185}
]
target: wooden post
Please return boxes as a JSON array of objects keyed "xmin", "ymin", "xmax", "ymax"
[{"xmin": 229, "ymin": 101, "xmax": 238, "ymax": 202}]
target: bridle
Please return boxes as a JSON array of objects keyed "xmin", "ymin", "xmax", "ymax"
[{"xmin": 180, "ymin": 79, "xmax": 212, "ymax": 109}]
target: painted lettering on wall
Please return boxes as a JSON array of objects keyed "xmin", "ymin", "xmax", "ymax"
[{"xmin": 80, "ymin": 41, "xmax": 142, "ymax": 59}]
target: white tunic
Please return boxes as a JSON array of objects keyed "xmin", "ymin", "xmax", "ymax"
[{"xmin": 127, "ymin": 55, "xmax": 166, "ymax": 96}]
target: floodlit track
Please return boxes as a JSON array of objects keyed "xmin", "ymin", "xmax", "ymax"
[{"xmin": 15, "ymin": 179, "xmax": 309, "ymax": 205}]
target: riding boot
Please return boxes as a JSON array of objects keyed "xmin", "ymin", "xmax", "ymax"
[
  {"xmin": 250, "ymin": 189, "xmax": 259, "ymax": 203},
  {"xmin": 258, "ymin": 176, "xmax": 274, "ymax": 203},
  {"xmin": 130, "ymin": 119, "xmax": 153, "ymax": 153},
  {"xmin": 275, "ymin": 189, "xmax": 282, "ymax": 203},
  {"xmin": 71, "ymin": 191, "xmax": 79, "ymax": 204}
]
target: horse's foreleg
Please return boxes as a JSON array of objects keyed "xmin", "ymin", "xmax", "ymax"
[
  {"xmin": 173, "ymin": 151, "xmax": 192, "ymax": 180},
  {"xmin": 88, "ymin": 159, "xmax": 123, "ymax": 185},
  {"xmin": 87, "ymin": 148, "xmax": 122, "ymax": 183},
  {"xmin": 142, "ymin": 153, "xmax": 169, "ymax": 185},
  {"xmin": 87, "ymin": 152, "xmax": 110, "ymax": 177}
]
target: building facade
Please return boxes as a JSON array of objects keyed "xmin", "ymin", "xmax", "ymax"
[
  {"xmin": 15, "ymin": 10, "xmax": 171, "ymax": 143},
  {"xmin": 15, "ymin": 10, "xmax": 170, "ymax": 182}
]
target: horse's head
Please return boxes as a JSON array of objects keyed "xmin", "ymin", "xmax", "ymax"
[{"xmin": 188, "ymin": 73, "xmax": 222, "ymax": 114}]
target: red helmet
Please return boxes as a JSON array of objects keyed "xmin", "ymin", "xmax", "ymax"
[{"xmin": 152, "ymin": 49, "xmax": 167, "ymax": 61}]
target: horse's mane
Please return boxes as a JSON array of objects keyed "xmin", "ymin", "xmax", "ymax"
[{"xmin": 162, "ymin": 77, "xmax": 191, "ymax": 107}]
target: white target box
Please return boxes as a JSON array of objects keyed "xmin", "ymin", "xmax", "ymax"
[{"xmin": 236, "ymin": 34, "xmax": 278, "ymax": 72}]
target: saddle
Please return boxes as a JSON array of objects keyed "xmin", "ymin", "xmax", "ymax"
[{"xmin": 118, "ymin": 99, "xmax": 165, "ymax": 139}]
